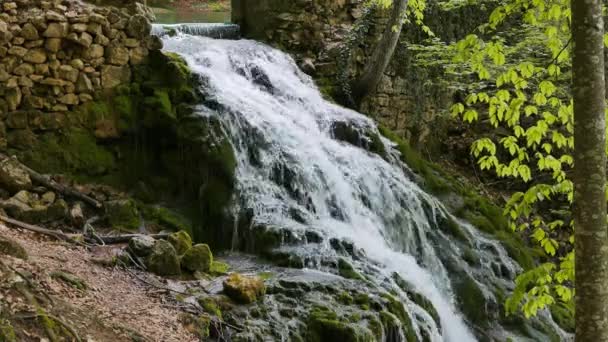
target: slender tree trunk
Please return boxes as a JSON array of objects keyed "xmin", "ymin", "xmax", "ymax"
[
  {"xmin": 351, "ymin": 0, "xmax": 408, "ymax": 104},
  {"xmin": 572, "ymin": 0, "xmax": 608, "ymax": 340}
]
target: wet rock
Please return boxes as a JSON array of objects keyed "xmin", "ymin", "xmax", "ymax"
[
  {"xmin": 181, "ymin": 243, "xmax": 213, "ymax": 273},
  {"xmin": 105, "ymin": 199, "xmax": 140, "ymax": 231},
  {"xmin": 145, "ymin": 239, "xmax": 181, "ymax": 276},
  {"xmin": 223, "ymin": 273, "xmax": 266, "ymax": 304},
  {"xmin": 0, "ymin": 157, "xmax": 31, "ymax": 193},
  {"xmin": 126, "ymin": 14, "xmax": 151, "ymax": 39},
  {"xmin": 167, "ymin": 230, "xmax": 192, "ymax": 255},
  {"xmin": 0, "ymin": 236, "xmax": 27, "ymax": 260},
  {"xmin": 128, "ymin": 235, "xmax": 156, "ymax": 257}
]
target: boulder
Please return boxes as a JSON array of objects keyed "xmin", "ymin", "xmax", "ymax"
[
  {"xmin": 167, "ymin": 230, "xmax": 192, "ymax": 255},
  {"xmin": 20, "ymin": 23, "xmax": 39, "ymax": 40},
  {"xmin": 145, "ymin": 240, "xmax": 181, "ymax": 276},
  {"xmin": 43, "ymin": 22, "xmax": 68, "ymax": 38},
  {"xmin": 128, "ymin": 235, "xmax": 156, "ymax": 257},
  {"xmin": 223, "ymin": 273, "xmax": 266, "ymax": 304},
  {"xmin": 126, "ymin": 14, "xmax": 151, "ymax": 39},
  {"xmin": 105, "ymin": 199, "xmax": 141, "ymax": 231},
  {"xmin": 23, "ymin": 49, "xmax": 47, "ymax": 64},
  {"xmin": 106, "ymin": 45, "xmax": 129, "ymax": 65},
  {"xmin": 181, "ymin": 244, "xmax": 212, "ymax": 272},
  {"xmin": 0, "ymin": 157, "xmax": 31, "ymax": 193}
]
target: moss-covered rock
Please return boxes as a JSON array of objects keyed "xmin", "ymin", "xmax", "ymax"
[
  {"xmin": 168, "ymin": 230, "xmax": 192, "ymax": 255},
  {"xmin": 306, "ymin": 305, "xmax": 375, "ymax": 342},
  {"xmin": 453, "ymin": 274, "xmax": 488, "ymax": 328},
  {"xmin": 128, "ymin": 235, "xmax": 156, "ymax": 257},
  {"xmin": 181, "ymin": 244, "xmax": 213, "ymax": 273},
  {"xmin": 223, "ymin": 273, "xmax": 266, "ymax": 304},
  {"xmin": 197, "ymin": 296, "xmax": 223, "ymax": 318},
  {"xmin": 105, "ymin": 199, "xmax": 141, "ymax": 232},
  {"xmin": 337, "ymin": 258, "xmax": 364, "ymax": 280},
  {"xmin": 145, "ymin": 240, "xmax": 181, "ymax": 276},
  {"xmin": 550, "ymin": 302, "xmax": 574, "ymax": 333},
  {"xmin": 0, "ymin": 236, "xmax": 27, "ymax": 260},
  {"xmin": 209, "ymin": 261, "xmax": 230, "ymax": 275}
]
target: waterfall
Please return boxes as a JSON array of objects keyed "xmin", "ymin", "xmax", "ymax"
[
  {"xmin": 151, "ymin": 23, "xmax": 240, "ymax": 39},
  {"xmin": 160, "ymin": 34, "xmax": 566, "ymax": 341}
]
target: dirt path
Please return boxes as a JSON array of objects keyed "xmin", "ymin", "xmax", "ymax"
[{"xmin": 0, "ymin": 223, "xmax": 197, "ymax": 342}]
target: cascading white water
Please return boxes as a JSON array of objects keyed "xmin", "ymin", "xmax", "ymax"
[
  {"xmin": 152, "ymin": 23, "xmax": 240, "ymax": 39},
  {"xmin": 160, "ymin": 34, "xmax": 562, "ymax": 341}
]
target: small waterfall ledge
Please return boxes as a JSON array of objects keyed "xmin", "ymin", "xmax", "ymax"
[{"xmin": 151, "ymin": 23, "xmax": 240, "ymax": 39}]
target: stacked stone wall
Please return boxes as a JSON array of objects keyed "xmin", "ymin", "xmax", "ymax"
[{"xmin": 0, "ymin": 0, "xmax": 161, "ymax": 148}]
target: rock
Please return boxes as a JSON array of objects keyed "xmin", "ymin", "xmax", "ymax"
[
  {"xmin": 126, "ymin": 14, "xmax": 151, "ymax": 39},
  {"xmin": 46, "ymin": 11, "xmax": 66, "ymax": 22},
  {"xmin": 13, "ymin": 63, "xmax": 34, "ymax": 76},
  {"xmin": 84, "ymin": 44, "xmax": 104, "ymax": 59},
  {"xmin": 129, "ymin": 46, "xmax": 148, "ymax": 65},
  {"xmin": 75, "ymin": 73, "xmax": 94, "ymax": 93},
  {"xmin": 128, "ymin": 235, "xmax": 156, "ymax": 257},
  {"xmin": 145, "ymin": 240, "xmax": 181, "ymax": 276},
  {"xmin": 0, "ymin": 236, "xmax": 27, "ymax": 260},
  {"xmin": 23, "ymin": 48, "xmax": 47, "ymax": 64},
  {"xmin": 105, "ymin": 199, "xmax": 140, "ymax": 231},
  {"xmin": 58, "ymin": 94, "xmax": 79, "ymax": 105},
  {"xmin": 101, "ymin": 65, "xmax": 131, "ymax": 88},
  {"xmin": 45, "ymin": 38, "xmax": 62, "ymax": 52},
  {"xmin": 0, "ymin": 21, "xmax": 13, "ymax": 43},
  {"xmin": 181, "ymin": 244, "xmax": 213, "ymax": 273},
  {"xmin": 6, "ymin": 88, "xmax": 22, "ymax": 112},
  {"xmin": 223, "ymin": 273, "xmax": 266, "ymax": 304},
  {"xmin": 105, "ymin": 45, "xmax": 129, "ymax": 65},
  {"xmin": 43, "ymin": 22, "xmax": 68, "ymax": 38},
  {"xmin": 58, "ymin": 65, "xmax": 79, "ymax": 82},
  {"xmin": 145, "ymin": 35, "xmax": 163, "ymax": 50},
  {"xmin": 0, "ymin": 157, "xmax": 31, "ymax": 194},
  {"xmin": 20, "ymin": 23, "xmax": 39, "ymax": 40},
  {"xmin": 1, "ymin": 191, "xmax": 46, "ymax": 223},
  {"xmin": 167, "ymin": 230, "xmax": 192, "ymax": 255},
  {"xmin": 300, "ymin": 58, "xmax": 316, "ymax": 75}
]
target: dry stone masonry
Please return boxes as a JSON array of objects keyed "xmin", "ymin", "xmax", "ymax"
[{"xmin": 0, "ymin": 0, "xmax": 161, "ymax": 118}]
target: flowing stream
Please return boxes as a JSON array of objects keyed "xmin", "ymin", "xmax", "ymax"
[{"xmin": 158, "ymin": 31, "xmax": 565, "ymax": 341}]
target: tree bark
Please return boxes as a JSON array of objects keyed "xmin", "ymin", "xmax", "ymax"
[
  {"xmin": 351, "ymin": 0, "xmax": 408, "ymax": 104},
  {"xmin": 572, "ymin": 0, "xmax": 608, "ymax": 340}
]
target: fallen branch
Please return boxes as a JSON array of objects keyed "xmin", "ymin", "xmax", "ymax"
[
  {"xmin": 0, "ymin": 154, "xmax": 102, "ymax": 209},
  {"xmin": 0, "ymin": 215, "xmax": 85, "ymax": 246},
  {"xmin": 98, "ymin": 233, "xmax": 171, "ymax": 245}
]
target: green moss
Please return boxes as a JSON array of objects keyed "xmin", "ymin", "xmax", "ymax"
[
  {"xmin": 140, "ymin": 205, "xmax": 193, "ymax": 235},
  {"xmin": 0, "ymin": 318, "xmax": 16, "ymax": 342},
  {"xmin": 454, "ymin": 275, "xmax": 488, "ymax": 327},
  {"xmin": 354, "ymin": 293, "xmax": 370, "ymax": 310},
  {"xmin": 337, "ymin": 258, "xmax": 364, "ymax": 280},
  {"xmin": 338, "ymin": 291, "xmax": 354, "ymax": 305},
  {"xmin": 50, "ymin": 271, "xmax": 87, "ymax": 291},
  {"xmin": 307, "ymin": 306, "xmax": 374, "ymax": 342},
  {"xmin": 462, "ymin": 247, "xmax": 480, "ymax": 266},
  {"xmin": 181, "ymin": 244, "xmax": 213, "ymax": 273},
  {"xmin": 380, "ymin": 292, "xmax": 415, "ymax": 338},
  {"xmin": 167, "ymin": 230, "xmax": 193, "ymax": 255},
  {"xmin": 379, "ymin": 310, "xmax": 416, "ymax": 342},
  {"xmin": 210, "ymin": 261, "xmax": 230, "ymax": 275},
  {"xmin": 549, "ymin": 301, "xmax": 574, "ymax": 333},
  {"xmin": 22, "ymin": 130, "xmax": 115, "ymax": 178},
  {"xmin": 105, "ymin": 199, "xmax": 141, "ymax": 232},
  {"xmin": 258, "ymin": 271, "xmax": 275, "ymax": 280},
  {"xmin": 197, "ymin": 297, "xmax": 223, "ymax": 318},
  {"xmin": 223, "ymin": 273, "xmax": 266, "ymax": 304}
]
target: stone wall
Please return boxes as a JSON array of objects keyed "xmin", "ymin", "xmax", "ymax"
[
  {"xmin": 232, "ymin": 0, "xmax": 490, "ymax": 151},
  {"xmin": 0, "ymin": 0, "xmax": 161, "ymax": 132}
]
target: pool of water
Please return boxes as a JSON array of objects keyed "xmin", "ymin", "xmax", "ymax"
[{"xmin": 152, "ymin": 8, "xmax": 231, "ymax": 24}]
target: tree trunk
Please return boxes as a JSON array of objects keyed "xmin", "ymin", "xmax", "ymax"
[
  {"xmin": 572, "ymin": 0, "xmax": 608, "ymax": 340},
  {"xmin": 351, "ymin": 0, "xmax": 408, "ymax": 104}
]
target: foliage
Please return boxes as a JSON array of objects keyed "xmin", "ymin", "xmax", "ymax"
[{"xmin": 448, "ymin": 0, "xmax": 608, "ymax": 318}]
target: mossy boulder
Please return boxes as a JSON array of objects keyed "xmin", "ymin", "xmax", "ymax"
[
  {"xmin": 181, "ymin": 243, "xmax": 213, "ymax": 273},
  {"xmin": 453, "ymin": 275, "xmax": 488, "ymax": 327},
  {"xmin": 0, "ymin": 157, "xmax": 31, "ymax": 193},
  {"xmin": 0, "ymin": 236, "xmax": 27, "ymax": 260},
  {"xmin": 223, "ymin": 273, "xmax": 266, "ymax": 304},
  {"xmin": 168, "ymin": 230, "xmax": 192, "ymax": 255},
  {"xmin": 105, "ymin": 199, "xmax": 141, "ymax": 231},
  {"xmin": 50, "ymin": 271, "xmax": 87, "ymax": 291},
  {"xmin": 145, "ymin": 240, "xmax": 181, "ymax": 276}
]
